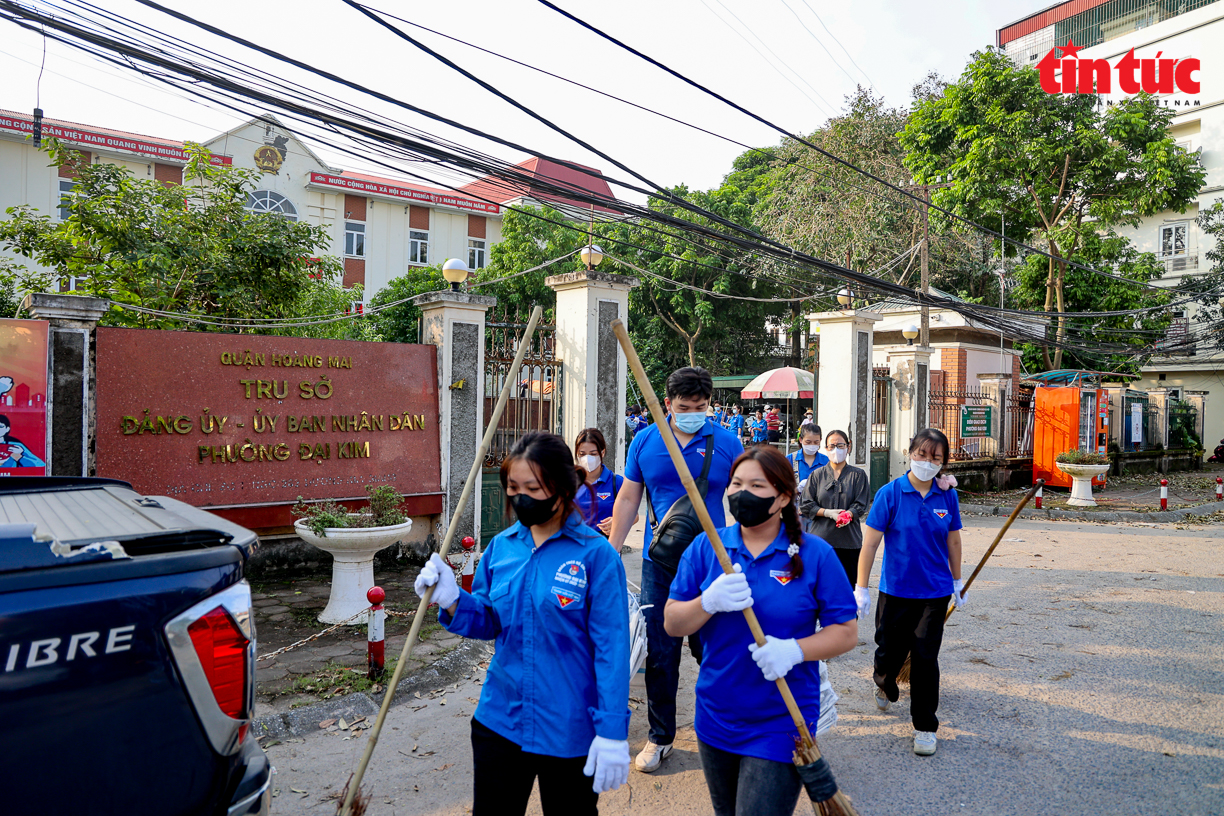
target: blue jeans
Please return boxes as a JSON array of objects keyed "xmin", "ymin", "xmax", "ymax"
[
  {"xmin": 641, "ymin": 556, "xmax": 702, "ymax": 746},
  {"xmin": 697, "ymin": 740, "xmax": 803, "ymax": 816}
]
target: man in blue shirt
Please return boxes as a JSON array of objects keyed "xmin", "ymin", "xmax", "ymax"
[{"xmin": 608, "ymin": 366, "xmax": 744, "ymax": 774}]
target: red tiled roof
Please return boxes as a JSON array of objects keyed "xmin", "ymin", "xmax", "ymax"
[{"xmin": 459, "ymin": 156, "xmax": 620, "ymax": 214}]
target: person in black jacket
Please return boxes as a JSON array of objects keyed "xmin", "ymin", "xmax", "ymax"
[{"xmin": 799, "ymin": 429, "xmax": 871, "ymax": 586}]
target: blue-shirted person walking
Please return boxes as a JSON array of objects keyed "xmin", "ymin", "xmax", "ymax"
[
  {"xmin": 413, "ymin": 432, "xmax": 631, "ymax": 813},
  {"xmin": 574, "ymin": 427, "xmax": 623, "ymax": 536},
  {"xmin": 664, "ymin": 445, "xmax": 858, "ymax": 816},
  {"xmin": 607, "ymin": 366, "xmax": 744, "ymax": 774},
  {"xmin": 786, "ymin": 423, "xmax": 829, "ymax": 514},
  {"xmin": 856, "ymin": 428, "xmax": 965, "ymax": 757}
]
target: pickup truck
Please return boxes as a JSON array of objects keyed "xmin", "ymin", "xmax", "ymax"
[{"xmin": 0, "ymin": 477, "xmax": 271, "ymax": 815}]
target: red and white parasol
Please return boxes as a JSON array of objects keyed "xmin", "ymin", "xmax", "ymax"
[{"xmin": 740, "ymin": 367, "xmax": 815, "ymax": 400}]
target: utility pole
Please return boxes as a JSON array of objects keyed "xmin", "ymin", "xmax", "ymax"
[{"xmin": 905, "ymin": 177, "xmax": 950, "ymax": 347}]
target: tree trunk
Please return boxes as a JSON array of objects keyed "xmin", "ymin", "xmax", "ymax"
[
  {"xmin": 1053, "ymin": 257, "xmax": 1067, "ymax": 370},
  {"xmin": 1041, "ymin": 255, "xmax": 1056, "ymax": 370}
]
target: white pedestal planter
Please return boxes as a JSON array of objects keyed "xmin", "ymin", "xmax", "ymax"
[
  {"xmin": 1056, "ymin": 462, "xmax": 1112, "ymax": 507},
  {"xmin": 293, "ymin": 517, "xmax": 413, "ymax": 624}
]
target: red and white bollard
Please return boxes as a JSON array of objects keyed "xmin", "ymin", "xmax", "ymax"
[
  {"xmin": 1216, "ymin": 477, "xmax": 1222, "ymax": 501},
  {"xmin": 366, "ymin": 586, "xmax": 385, "ymax": 681},
  {"xmin": 1034, "ymin": 483, "xmax": 1043, "ymax": 509},
  {"xmin": 1160, "ymin": 479, "xmax": 1168, "ymax": 511},
  {"xmin": 460, "ymin": 536, "xmax": 477, "ymax": 592}
]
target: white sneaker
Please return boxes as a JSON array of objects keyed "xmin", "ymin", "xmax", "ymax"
[
  {"xmin": 634, "ymin": 741, "xmax": 672, "ymax": 773},
  {"xmin": 874, "ymin": 686, "xmax": 891, "ymax": 711},
  {"xmin": 913, "ymin": 730, "xmax": 937, "ymax": 756}
]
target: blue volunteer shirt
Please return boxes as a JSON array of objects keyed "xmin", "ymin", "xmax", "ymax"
[
  {"xmin": 864, "ymin": 473, "xmax": 963, "ymax": 599},
  {"xmin": 751, "ymin": 419, "xmax": 768, "ymax": 443},
  {"xmin": 440, "ymin": 512, "xmax": 630, "ymax": 757},
  {"xmin": 624, "ymin": 416, "xmax": 744, "ymax": 560},
  {"xmin": 575, "ymin": 466, "xmax": 624, "ymax": 528},
  {"xmin": 670, "ymin": 525, "xmax": 857, "ymax": 763},
  {"xmin": 787, "ymin": 450, "xmax": 830, "ymax": 483}
]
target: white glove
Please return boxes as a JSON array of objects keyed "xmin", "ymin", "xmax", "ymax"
[
  {"xmin": 951, "ymin": 578, "xmax": 967, "ymax": 609},
  {"xmin": 748, "ymin": 635, "xmax": 805, "ymax": 681},
  {"xmin": 582, "ymin": 736, "xmax": 629, "ymax": 793},
  {"xmin": 701, "ymin": 564, "xmax": 753, "ymax": 614},
  {"xmin": 413, "ymin": 553, "xmax": 460, "ymax": 610},
  {"xmin": 854, "ymin": 585, "xmax": 871, "ymax": 618}
]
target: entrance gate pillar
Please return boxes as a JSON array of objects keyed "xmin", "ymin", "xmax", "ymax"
[
  {"xmin": 545, "ymin": 270, "xmax": 639, "ymax": 472},
  {"xmin": 887, "ymin": 344, "xmax": 932, "ymax": 478},
  {"xmin": 21, "ymin": 292, "xmax": 110, "ymax": 477},
  {"xmin": 807, "ymin": 309, "xmax": 881, "ymax": 470},
  {"xmin": 413, "ymin": 291, "xmax": 496, "ymax": 547}
]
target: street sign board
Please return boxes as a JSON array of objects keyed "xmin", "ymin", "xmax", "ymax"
[{"xmin": 960, "ymin": 405, "xmax": 992, "ymax": 438}]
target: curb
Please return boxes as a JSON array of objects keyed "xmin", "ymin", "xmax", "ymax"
[
  {"xmin": 959, "ymin": 500, "xmax": 1224, "ymax": 524},
  {"xmin": 252, "ymin": 639, "xmax": 493, "ymax": 740}
]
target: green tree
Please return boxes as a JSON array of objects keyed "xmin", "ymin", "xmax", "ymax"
[
  {"xmin": 900, "ymin": 49, "xmax": 1205, "ymax": 369},
  {"xmin": 1178, "ymin": 199, "xmax": 1224, "ymax": 352},
  {"xmin": 366, "ymin": 264, "xmax": 447, "ymax": 343},
  {"xmin": 473, "ymin": 205, "xmax": 588, "ymax": 319},
  {"xmin": 0, "ymin": 139, "xmax": 350, "ymax": 330},
  {"xmin": 1010, "ymin": 230, "xmax": 1169, "ymax": 373}
]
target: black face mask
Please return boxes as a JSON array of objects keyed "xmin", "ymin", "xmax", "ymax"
[
  {"xmin": 510, "ymin": 493, "xmax": 558, "ymax": 528},
  {"xmin": 728, "ymin": 490, "xmax": 778, "ymax": 529}
]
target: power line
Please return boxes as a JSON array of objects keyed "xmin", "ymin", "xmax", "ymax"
[
  {"xmin": 795, "ymin": 0, "xmax": 874, "ymax": 87},
  {"xmin": 775, "ymin": 0, "xmax": 861, "ymax": 88}
]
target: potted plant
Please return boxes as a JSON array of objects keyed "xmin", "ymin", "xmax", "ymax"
[
  {"xmin": 293, "ymin": 486, "xmax": 414, "ymax": 624},
  {"xmin": 1055, "ymin": 449, "xmax": 1111, "ymax": 507}
]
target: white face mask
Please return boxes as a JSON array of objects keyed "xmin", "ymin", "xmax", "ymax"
[
  {"xmin": 802, "ymin": 444, "xmax": 820, "ymax": 456},
  {"xmin": 580, "ymin": 454, "xmax": 602, "ymax": 473},
  {"xmin": 910, "ymin": 458, "xmax": 942, "ymax": 481},
  {"xmin": 829, "ymin": 446, "xmax": 849, "ymax": 464}
]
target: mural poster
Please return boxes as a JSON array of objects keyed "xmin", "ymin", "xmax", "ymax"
[{"xmin": 0, "ymin": 319, "xmax": 49, "ymax": 475}]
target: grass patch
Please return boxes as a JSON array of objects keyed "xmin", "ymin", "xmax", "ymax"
[{"xmin": 285, "ymin": 656, "xmax": 400, "ymax": 700}]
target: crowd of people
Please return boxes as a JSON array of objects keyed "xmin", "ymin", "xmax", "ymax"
[{"xmin": 414, "ymin": 365, "xmax": 966, "ymax": 815}]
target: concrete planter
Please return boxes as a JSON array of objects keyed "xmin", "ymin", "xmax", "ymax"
[
  {"xmin": 1056, "ymin": 462, "xmax": 1112, "ymax": 507},
  {"xmin": 293, "ymin": 516, "xmax": 414, "ymax": 624}
]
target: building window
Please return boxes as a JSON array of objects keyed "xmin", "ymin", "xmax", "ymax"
[
  {"xmin": 468, "ymin": 238, "xmax": 486, "ymax": 269},
  {"xmin": 57, "ymin": 179, "xmax": 78, "ymax": 220},
  {"xmin": 345, "ymin": 222, "xmax": 366, "ymax": 257},
  {"xmin": 409, "ymin": 230, "xmax": 429, "ymax": 265},
  {"xmin": 1159, "ymin": 224, "xmax": 1186, "ymax": 257},
  {"xmin": 246, "ymin": 190, "xmax": 297, "ymax": 220}
]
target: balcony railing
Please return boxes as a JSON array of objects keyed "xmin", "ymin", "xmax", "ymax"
[{"xmin": 1160, "ymin": 254, "xmax": 1199, "ymax": 274}]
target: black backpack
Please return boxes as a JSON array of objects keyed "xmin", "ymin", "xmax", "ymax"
[{"xmin": 646, "ymin": 435, "xmax": 714, "ymax": 577}]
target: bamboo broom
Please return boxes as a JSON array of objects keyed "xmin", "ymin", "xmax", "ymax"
[
  {"xmin": 338, "ymin": 306, "xmax": 544, "ymax": 816},
  {"xmin": 612, "ymin": 320, "xmax": 859, "ymax": 816},
  {"xmin": 894, "ymin": 479, "xmax": 1043, "ymax": 685}
]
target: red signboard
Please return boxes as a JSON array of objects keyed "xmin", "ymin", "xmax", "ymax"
[
  {"xmin": 309, "ymin": 172, "xmax": 499, "ymax": 214},
  {"xmin": 0, "ymin": 319, "xmax": 49, "ymax": 476},
  {"xmin": 94, "ymin": 328, "xmax": 442, "ymax": 529},
  {"xmin": 0, "ymin": 114, "xmax": 232, "ymax": 166}
]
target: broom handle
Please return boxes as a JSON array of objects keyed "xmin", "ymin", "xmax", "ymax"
[
  {"xmin": 339, "ymin": 305, "xmax": 544, "ymax": 816},
  {"xmin": 944, "ymin": 478, "xmax": 1043, "ymax": 623},
  {"xmin": 611, "ymin": 320, "xmax": 817, "ymax": 749}
]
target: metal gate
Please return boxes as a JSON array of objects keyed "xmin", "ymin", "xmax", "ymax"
[
  {"xmin": 480, "ymin": 320, "xmax": 563, "ymax": 546},
  {"xmin": 870, "ymin": 367, "xmax": 892, "ymax": 493}
]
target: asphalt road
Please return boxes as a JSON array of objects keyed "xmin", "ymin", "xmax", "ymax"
[{"xmin": 265, "ymin": 515, "xmax": 1224, "ymax": 816}]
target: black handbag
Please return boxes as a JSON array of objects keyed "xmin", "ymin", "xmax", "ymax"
[{"xmin": 647, "ymin": 435, "xmax": 714, "ymax": 576}]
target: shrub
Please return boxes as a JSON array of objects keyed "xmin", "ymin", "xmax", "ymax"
[
  {"xmin": 293, "ymin": 485, "xmax": 409, "ymax": 536},
  {"xmin": 1055, "ymin": 449, "xmax": 1110, "ymax": 465}
]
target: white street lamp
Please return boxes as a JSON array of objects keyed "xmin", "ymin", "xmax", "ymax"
[
  {"xmin": 836, "ymin": 288, "xmax": 853, "ymax": 308},
  {"xmin": 442, "ymin": 258, "xmax": 470, "ymax": 292},
  {"xmin": 903, "ymin": 325, "xmax": 919, "ymax": 346},
  {"xmin": 580, "ymin": 244, "xmax": 605, "ymax": 270}
]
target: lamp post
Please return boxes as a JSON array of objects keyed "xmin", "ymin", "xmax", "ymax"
[
  {"xmin": 837, "ymin": 288, "xmax": 853, "ymax": 309},
  {"xmin": 442, "ymin": 258, "xmax": 469, "ymax": 292},
  {"xmin": 903, "ymin": 325, "xmax": 919, "ymax": 346},
  {"xmin": 580, "ymin": 244, "xmax": 604, "ymax": 271}
]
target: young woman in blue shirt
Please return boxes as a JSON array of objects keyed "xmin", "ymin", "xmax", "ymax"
[
  {"xmin": 664, "ymin": 445, "xmax": 858, "ymax": 816},
  {"xmin": 574, "ymin": 427, "xmax": 624, "ymax": 536},
  {"xmin": 413, "ymin": 432, "xmax": 631, "ymax": 814},
  {"xmin": 856, "ymin": 428, "xmax": 965, "ymax": 757}
]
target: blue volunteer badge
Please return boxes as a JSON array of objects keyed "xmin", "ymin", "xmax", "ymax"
[
  {"xmin": 769, "ymin": 569, "xmax": 794, "ymax": 586},
  {"xmin": 933, "ymin": 509, "xmax": 949, "ymax": 519},
  {"xmin": 596, "ymin": 492, "xmax": 612, "ymax": 501},
  {"xmin": 552, "ymin": 560, "xmax": 588, "ymax": 609}
]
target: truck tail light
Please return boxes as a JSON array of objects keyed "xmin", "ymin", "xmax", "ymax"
[
  {"xmin": 188, "ymin": 608, "xmax": 249, "ymax": 722},
  {"xmin": 167, "ymin": 581, "xmax": 256, "ymax": 756}
]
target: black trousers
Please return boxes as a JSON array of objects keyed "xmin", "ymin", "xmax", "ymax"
[
  {"xmin": 832, "ymin": 547, "xmax": 860, "ymax": 588},
  {"xmin": 873, "ymin": 592, "xmax": 949, "ymax": 733},
  {"xmin": 470, "ymin": 717, "xmax": 597, "ymax": 816}
]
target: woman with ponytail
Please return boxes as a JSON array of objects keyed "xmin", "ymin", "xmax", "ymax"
[
  {"xmin": 574, "ymin": 428, "xmax": 623, "ymax": 536},
  {"xmin": 662, "ymin": 445, "xmax": 857, "ymax": 816}
]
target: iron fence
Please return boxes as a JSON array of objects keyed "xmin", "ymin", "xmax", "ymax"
[
  {"xmin": 483, "ymin": 321, "xmax": 562, "ymax": 468},
  {"xmin": 1122, "ymin": 394, "xmax": 1160, "ymax": 450},
  {"xmin": 929, "ymin": 386, "xmax": 997, "ymax": 460},
  {"xmin": 871, "ymin": 367, "xmax": 891, "ymax": 451},
  {"xmin": 1005, "ymin": 388, "xmax": 1035, "ymax": 458},
  {"xmin": 1168, "ymin": 399, "xmax": 1201, "ymax": 451}
]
